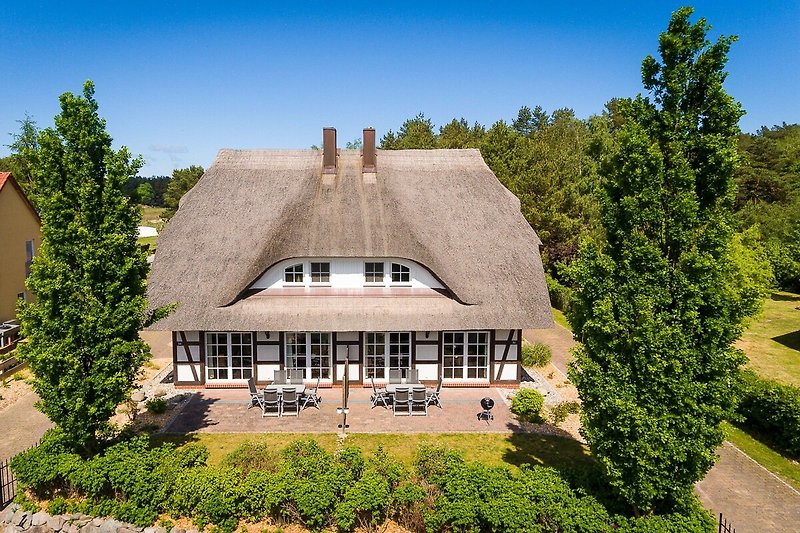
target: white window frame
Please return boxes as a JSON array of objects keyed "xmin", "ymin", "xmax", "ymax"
[
  {"xmin": 364, "ymin": 332, "xmax": 412, "ymax": 379},
  {"xmin": 284, "ymin": 331, "xmax": 332, "ymax": 380},
  {"xmin": 443, "ymin": 331, "xmax": 489, "ymax": 380},
  {"xmin": 205, "ymin": 332, "xmax": 253, "ymax": 381},
  {"xmin": 364, "ymin": 261, "xmax": 385, "ymax": 285},
  {"xmin": 284, "ymin": 263, "xmax": 304, "ymax": 284},
  {"xmin": 390, "ymin": 262, "xmax": 411, "ymax": 285}
]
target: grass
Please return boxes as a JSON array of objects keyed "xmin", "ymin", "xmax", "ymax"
[
  {"xmin": 722, "ymin": 421, "xmax": 800, "ymax": 490},
  {"xmin": 552, "ymin": 308, "xmax": 571, "ymax": 330},
  {"xmin": 139, "ymin": 205, "xmax": 166, "ymax": 231},
  {"xmin": 137, "ymin": 236, "xmax": 157, "ymax": 253},
  {"xmin": 154, "ymin": 432, "xmax": 593, "ymax": 471},
  {"xmin": 737, "ymin": 291, "xmax": 800, "ymax": 387}
]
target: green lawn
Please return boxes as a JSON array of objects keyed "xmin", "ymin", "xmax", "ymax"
[
  {"xmin": 154, "ymin": 432, "xmax": 593, "ymax": 471},
  {"xmin": 139, "ymin": 205, "xmax": 165, "ymax": 231},
  {"xmin": 137, "ymin": 235, "xmax": 157, "ymax": 253},
  {"xmin": 738, "ymin": 291, "xmax": 800, "ymax": 387},
  {"xmin": 552, "ymin": 308, "xmax": 570, "ymax": 330},
  {"xmin": 722, "ymin": 421, "xmax": 800, "ymax": 490}
]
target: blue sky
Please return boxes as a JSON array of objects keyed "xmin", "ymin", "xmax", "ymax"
[{"xmin": 2, "ymin": 1, "xmax": 798, "ymax": 176}]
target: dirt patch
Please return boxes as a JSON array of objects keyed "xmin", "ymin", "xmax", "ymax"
[{"xmin": 0, "ymin": 371, "xmax": 34, "ymax": 413}]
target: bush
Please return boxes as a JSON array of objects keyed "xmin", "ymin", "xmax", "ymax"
[
  {"xmin": 521, "ymin": 341, "xmax": 552, "ymax": 368},
  {"xmin": 546, "ymin": 273, "xmax": 574, "ymax": 312},
  {"xmin": 549, "ymin": 401, "xmax": 581, "ymax": 425},
  {"xmin": 145, "ymin": 398, "xmax": 168, "ymax": 414},
  {"xmin": 511, "ymin": 388, "xmax": 545, "ymax": 424},
  {"xmin": 220, "ymin": 440, "xmax": 280, "ymax": 474},
  {"xmin": 737, "ymin": 369, "xmax": 800, "ymax": 455}
]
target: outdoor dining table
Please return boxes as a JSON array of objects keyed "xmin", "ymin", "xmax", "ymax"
[
  {"xmin": 264, "ymin": 383, "xmax": 307, "ymax": 396},
  {"xmin": 385, "ymin": 383, "xmax": 426, "ymax": 395}
]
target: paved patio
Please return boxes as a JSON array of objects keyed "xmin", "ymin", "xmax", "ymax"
[{"xmin": 162, "ymin": 386, "xmax": 570, "ymax": 436}]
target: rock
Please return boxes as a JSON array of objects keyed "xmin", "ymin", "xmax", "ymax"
[
  {"xmin": 46, "ymin": 515, "xmax": 65, "ymax": 531},
  {"xmin": 4, "ymin": 524, "xmax": 19, "ymax": 533},
  {"xmin": 90, "ymin": 519, "xmax": 102, "ymax": 528},
  {"xmin": 0, "ymin": 507, "xmax": 15, "ymax": 524},
  {"xmin": 98, "ymin": 519, "xmax": 122, "ymax": 533},
  {"xmin": 78, "ymin": 523, "xmax": 98, "ymax": 533},
  {"xmin": 30, "ymin": 513, "xmax": 48, "ymax": 527},
  {"xmin": 130, "ymin": 390, "xmax": 145, "ymax": 402},
  {"xmin": 28, "ymin": 526, "xmax": 49, "ymax": 533},
  {"xmin": 117, "ymin": 528, "xmax": 140, "ymax": 533},
  {"xmin": 63, "ymin": 524, "xmax": 78, "ymax": 533},
  {"xmin": 152, "ymin": 387, "xmax": 167, "ymax": 398},
  {"xmin": 12, "ymin": 511, "xmax": 27, "ymax": 527},
  {"xmin": 143, "ymin": 528, "xmax": 157, "ymax": 533},
  {"xmin": 169, "ymin": 527, "xmax": 184, "ymax": 533}
]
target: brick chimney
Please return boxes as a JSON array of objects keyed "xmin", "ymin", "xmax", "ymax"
[
  {"xmin": 362, "ymin": 128, "xmax": 377, "ymax": 174},
  {"xmin": 323, "ymin": 127, "xmax": 337, "ymax": 174}
]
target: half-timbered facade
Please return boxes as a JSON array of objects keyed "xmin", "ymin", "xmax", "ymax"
[{"xmin": 147, "ymin": 128, "xmax": 553, "ymax": 387}]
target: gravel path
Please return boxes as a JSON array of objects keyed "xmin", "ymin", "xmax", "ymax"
[{"xmin": 0, "ymin": 387, "xmax": 52, "ymax": 459}]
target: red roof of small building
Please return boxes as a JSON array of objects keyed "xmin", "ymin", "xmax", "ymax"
[
  {"xmin": 0, "ymin": 171, "xmax": 40, "ymax": 222},
  {"xmin": 0, "ymin": 172, "xmax": 10, "ymax": 190}
]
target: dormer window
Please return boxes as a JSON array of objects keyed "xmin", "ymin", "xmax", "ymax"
[
  {"xmin": 391, "ymin": 262, "xmax": 410, "ymax": 284},
  {"xmin": 284, "ymin": 263, "xmax": 304, "ymax": 283},
  {"xmin": 364, "ymin": 262, "xmax": 384, "ymax": 284},
  {"xmin": 311, "ymin": 262, "xmax": 330, "ymax": 283}
]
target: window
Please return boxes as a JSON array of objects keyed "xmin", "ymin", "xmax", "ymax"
[
  {"xmin": 443, "ymin": 331, "xmax": 488, "ymax": 379},
  {"xmin": 364, "ymin": 262, "xmax": 384, "ymax": 283},
  {"xmin": 311, "ymin": 262, "xmax": 330, "ymax": 283},
  {"xmin": 391, "ymin": 263, "xmax": 410, "ymax": 283},
  {"xmin": 285, "ymin": 332, "xmax": 332, "ymax": 379},
  {"xmin": 206, "ymin": 332, "xmax": 253, "ymax": 380},
  {"xmin": 25, "ymin": 240, "xmax": 34, "ymax": 278},
  {"xmin": 284, "ymin": 263, "xmax": 304, "ymax": 283},
  {"xmin": 365, "ymin": 332, "xmax": 411, "ymax": 379}
]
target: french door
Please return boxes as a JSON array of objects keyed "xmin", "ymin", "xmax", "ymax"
[
  {"xmin": 285, "ymin": 332, "xmax": 332, "ymax": 379},
  {"xmin": 205, "ymin": 332, "xmax": 253, "ymax": 380},
  {"xmin": 364, "ymin": 332, "xmax": 412, "ymax": 379},
  {"xmin": 443, "ymin": 331, "xmax": 489, "ymax": 379}
]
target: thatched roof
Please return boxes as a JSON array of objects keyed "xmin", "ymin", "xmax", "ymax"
[{"xmin": 147, "ymin": 149, "xmax": 552, "ymax": 331}]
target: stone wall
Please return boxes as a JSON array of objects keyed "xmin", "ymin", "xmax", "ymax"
[{"xmin": 0, "ymin": 505, "xmax": 197, "ymax": 533}]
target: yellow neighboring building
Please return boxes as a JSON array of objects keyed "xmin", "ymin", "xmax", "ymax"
[{"xmin": 0, "ymin": 172, "xmax": 40, "ymax": 330}]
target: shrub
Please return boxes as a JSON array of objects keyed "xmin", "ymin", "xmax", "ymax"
[
  {"xmin": 522, "ymin": 341, "xmax": 552, "ymax": 367},
  {"xmin": 221, "ymin": 440, "xmax": 280, "ymax": 474},
  {"xmin": 545, "ymin": 273, "xmax": 574, "ymax": 312},
  {"xmin": 47, "ymin": 496, "xmax": 67, "ymax": 515},
  {"xmin": 549, "ymin": 401, "xmax": 581, "ymax": 425},
  {"xmin": 737, "ymin": 370, "xmax": 800, "ymax": 455},
  {"xmin": 145, "ymin": 398, "xmax": 168, "ymax": 414},
  {"xmin": 511, "ymin": 388, "xmax": 545, "ymax": 424}
]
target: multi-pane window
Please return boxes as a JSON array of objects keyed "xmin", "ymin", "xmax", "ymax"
[
  {"xmin": 391, "ymin": 263, "xmax": 410, "ymax": 283},
  {"xmin": 364, "ymin": 262, "xmax": 384, "ymax": 284},
  {"xmin": 285, "ymin": 332, "xmax": 332, "ymax": 379},
  {"xmin": 206, "ymin": 332, "xmax": 253, "ymax": 380},
  {"xmin": 443, "ymin": 331, "xmax": 488, "ymax": 379},
  {"xmin": 284, "ymin": 263, "xmax": 304, "ymax": 283},
  {"xmin": 311, "ymin": 262, "xmax": 330, "ymax": 283},
  {"xmin": 365, "ymin": 332, "xmax": 411, "ymax": 379}
]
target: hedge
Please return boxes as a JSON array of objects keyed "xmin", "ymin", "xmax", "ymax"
[
  {"xmin": 11, "ymin": 431, "xmax": 716, "ymax": 533},
  {"xmin": 737, "ymin": 369, "xmax": 800, "ymax": 456}
]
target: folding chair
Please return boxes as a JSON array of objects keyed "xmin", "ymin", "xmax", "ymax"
[
  {"xmin": 411, "ymin": 387, "xmax": 428, "ymax": 416},
  {"xmin": 302, "ymin": 377, "xmax": 322, "ymax": 409},
  {"xmin": 370, "ymin": 377, "xmax": 389, "ymax": 409},
  {"xmin": 393, "ymin": 387, "xmax": 411, "ymax": 416},
  {"xmin": 406, "ymin": 368, "xmax": 419, "ymax": 384},
  {"xmin": 389, "ymin": 369, "xmax": 402, "ymax": 384},
  {"xmin": 426, "ymin": 376, "xmax": 443, "ymax": 408},
  {"xmin": 281, "ymin": 387, "xmax": 300, "ymax": 417},
  {"xmin": 247, "ymin": 377, "xmax": 264, "ymax": 410},
  {"xmin": 261, "ymin": 388, "xmax": 280, "ymax": 417},
  {"xmin": 273, "ymin": 369, "xmax": 286, "ymax": 384}
]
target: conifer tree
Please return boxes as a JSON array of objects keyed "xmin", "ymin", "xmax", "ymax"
[{"xmin": 567, "ymin": 7, "xmax": 762, "ymax": 513}]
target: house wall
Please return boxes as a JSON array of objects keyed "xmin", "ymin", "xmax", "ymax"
[
  {"xmin": 0, "ymin": 179, "xmax": 41, "ymax": 323},
  {"xmin": 249, "ymin": 257, "xmax": 445, "ymax": 290},
  {"xmin": 173, "ymin": 329, "xmax": 522, "ymax": 387}
]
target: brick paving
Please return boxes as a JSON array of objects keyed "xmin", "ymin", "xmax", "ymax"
[{"xmin": 162, "ymin": 386, "xmax": 573, "ymax": 438}]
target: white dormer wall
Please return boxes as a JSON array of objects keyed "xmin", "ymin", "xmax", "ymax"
[{"xmin": 250, "ymin": 257, "xmax": 445, "ymax": 290}]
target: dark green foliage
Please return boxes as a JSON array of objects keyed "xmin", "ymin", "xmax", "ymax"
[
  {"xmin": 546, "ymin": 273, "xmax": 575, "ymax": 312},
  {"xmin": 162, "ymin": 165, "xmax": 204, "ymax": 219},
  {"xmin": 511, "ymin": 388, "xmax": 545, "ymax": 423},
  {"xmin": 521, "ymin": 341, "xmax": 552, "ymax": 368},
  {"xmin": 123, "ymin": 175, "xmax": 172, "ymax": 207},
  {"xmin": 737, "ymin": 369, "xmax": 800, "ymax": 456},
  {"xmin": 566, "ymin": 8, "xmax": 761, "ymax": 514},
  {"xmin": 1, "ymin": 113, "xmax": 39, "ymax": 202},
  {"xmin": 219, "ymin": 440, "xmax": 280, "ymax": 474},
  {"xmin": 16, "ymin": 82, "xmax": 153, "ymax": 453},
  {"xmin": 12, "ymin": 435, "xmax": 715, "ymax": 532}
]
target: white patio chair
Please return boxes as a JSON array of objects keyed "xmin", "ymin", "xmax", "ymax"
[
  {"xmin": 393, "ymin": 387, "xmax": 411, "ymax": 416},
  {"xmin": 247, "ymin": 377, "xmax": 264, "ymax": 410},
  {"xmin": 262, "ymin": 388, "xmax": 280, "ymax": 417},
  {"xmin": 426, "ymin": 376, "xmax": 443, "ymax": 408},
  {"xmin": 370, "ymin": 377, "xmax": 389, "ymax": 409},
  {"xmin": 281, "ymin": 387, "xmax": 300, "ymax": 417},
  {"xmin": 411, "ymin": 387, "xmax": 428, "ymax": 416},
  {"xmin": 302, "ymin": 377, "xmax": 322, "ymax": 409},
  {"xmin": 406, "ymin": 368, "xmax": 419, "ymax": 384},
  {"xmin": 389, "ymin": 369, "xmax": 402, "ymax": 384}
]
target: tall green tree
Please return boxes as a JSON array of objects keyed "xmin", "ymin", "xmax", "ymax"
[
  {"xmin": 0, "ymin": 113, "xmax": 40, "ymax": 202},
  {"xmin": 566, "ymin": 8, "xmax": 762, "ymax": 514},
  {"xmin": 17, "ymin": 81, "xmax": 152, "ymax": 453},
  {"xmin": 162, "ymin": 164, "xmax": 204, "ymax": 219},
  {"xmin": 380, "ymin": 113, "xmax": 437, "ymax": 149}
]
